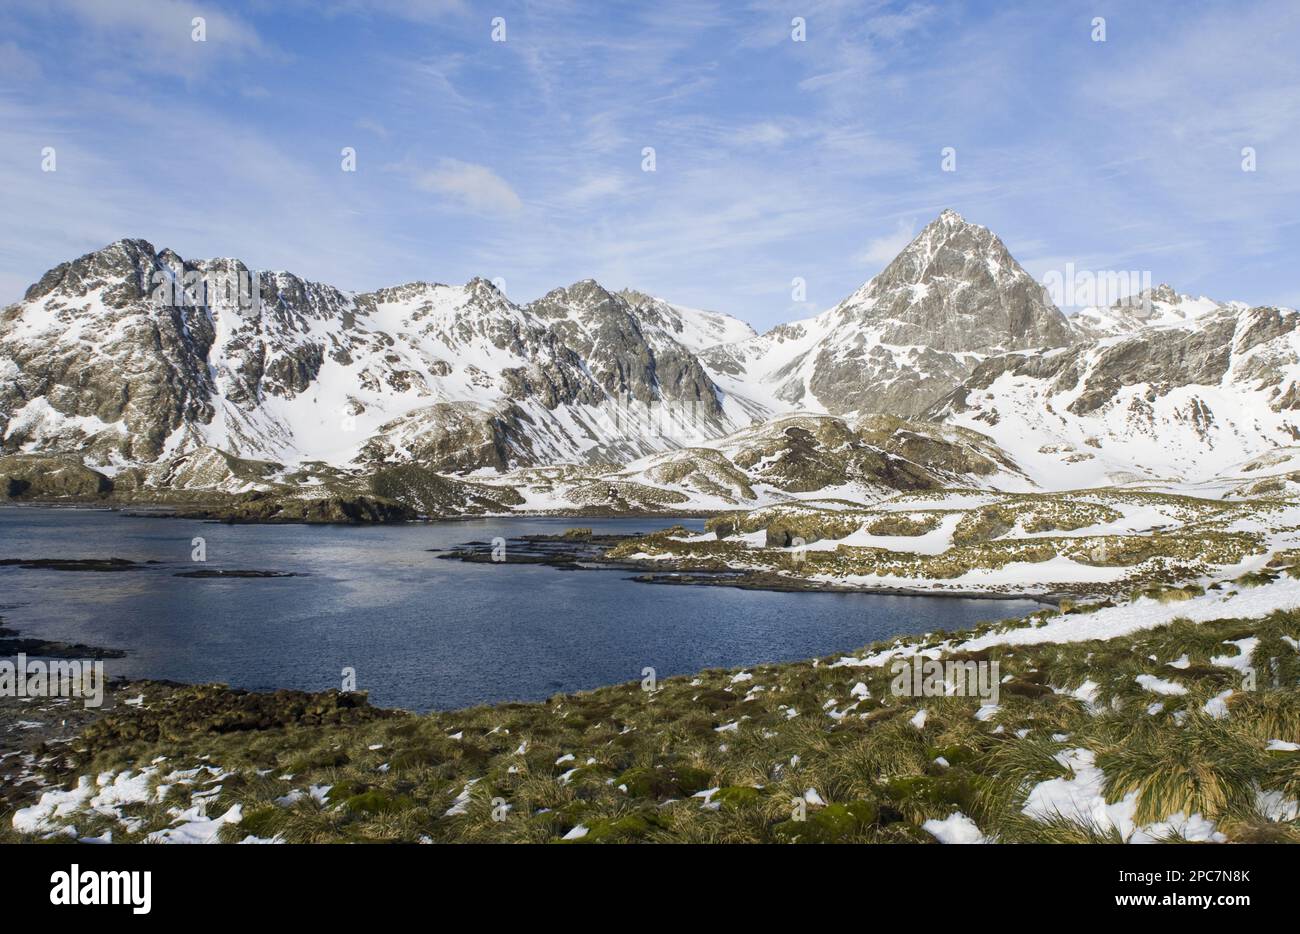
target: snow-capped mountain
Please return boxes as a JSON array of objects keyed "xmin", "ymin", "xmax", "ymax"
[
  {"xmin": 699, "ymin": 209, "xmax": 1075, "ymax": 418},
  {"xmin": 930, "ymin": 300, "xmax": 1300, "ymax": 487},
  {"xmin": 616, "ymin": 289, "xmax": 758, "ymax": 353},
  {"xmin": 0, "ymin": 240, "xmax": 754, "ymax": 476},
  {"xmin": 3, "ymin": 209, "xmax": 1298, "ymax": 514},
  {"xmin": 1068, "ymin": 284, "xmax": 1239, "ymax": 339}
]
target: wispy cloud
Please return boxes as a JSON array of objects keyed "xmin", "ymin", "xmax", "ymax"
[
  {"xmin": 857, "ymin": 218, "xmax": 916, "ymax": 268},
  {"xmin": 413, "ymin": 160, "xmax": 523, "ymax": 215},
  {"xmin": 5, "ymin": 0, "xmax": 272, "ymax": 78},
  {"xmin": 0, "ymin": 0, "xmax": 1295, "ymax": 324}
]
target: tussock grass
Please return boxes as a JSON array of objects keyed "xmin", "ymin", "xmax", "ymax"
[
  {"xmin": 3, "ymin": 602, "xmax": 1298, "ymax": 845},
  {"xmin": 1097, "ymin": 715, "xmax": 1270, "ymax": 825}
]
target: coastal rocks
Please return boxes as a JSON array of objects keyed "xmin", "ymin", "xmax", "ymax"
[
  {"xmin": 0, "ymin": 454, "xmax": 113, "ymax": 499},
  {"xmin": 173, "ymin": 569, "xmax": 299, "ymax": 578},
  {"xmin": 0, "ymin": 622, "xmax": 125, "ymax": 659},
  {"xmin": 368, "ymin": 464, "xmax": 523, "ymax": 516},
  {"xmin": 0, "ymin": 557, "xmax": 143, "ymax": 571},
  {"xmin": 76, "ymin": 683, "xmax": 398, "ymax": 752},
  {"xmin": 168, "ymin": 491, "xmax": 416, "ymax": 524}
]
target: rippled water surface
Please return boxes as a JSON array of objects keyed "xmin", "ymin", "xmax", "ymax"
[{"xmin": 0, "ymin": 507, "xmax": 1037, "ymax": 711}]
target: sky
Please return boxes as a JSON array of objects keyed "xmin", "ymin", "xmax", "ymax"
[{"xmin": 0, "ymin": 0, "xmax": 1297, "ymax": 331}]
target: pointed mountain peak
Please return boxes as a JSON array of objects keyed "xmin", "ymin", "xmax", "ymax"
[
  {"xmin": 465, "ymin": 275, "xmax": 503, "ymax": 294},
  {"xmin": 1112, "ymin": 282, "xmax": 1188, "ymax": 308},
  {"xmin": 23, "ymin": 238, "xmax": 165, "ymax": 304},
  {"xmin": 618, "ymin": 287, "xmax": 657, "ymax": 307},
  {"xmin": 537, "ymin": 278, "xmax": 623, "ymax": 307},
  {"xmin": 833, "ymin": 211, "xmax": 1074, "ymax": 354}
]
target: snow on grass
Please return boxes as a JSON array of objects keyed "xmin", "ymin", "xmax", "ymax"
[
  {"xmin": 145, "ymin": 804, "xmax": 243, "ymax": 844},
  {"xmin": 1211, "ymin": 638, "xmax": 1259, "ymax": 673},
  {"xmin": 12, "ymin": 769, "xmax": 160, "ymax": 835},
  {"xmin": 442, "ymin": 779, "xmax": 479, "ymax": 817},
  {"xmin": 961, "ymin": 577, "xmax": 1300, "ymax": 652},
  {"xmin": 1021, "ymin": 749, "xmax": 1225, "ymax": 843},
  {"xmin": 1135, "ymin": 674, "xmax": 1188, "ymax": 696},
  {"xmin": 922, "ymin": 811, "xmax": 988, "ymax": 844}
]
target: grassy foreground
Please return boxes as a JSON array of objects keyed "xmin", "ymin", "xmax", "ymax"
[{"xmin": 4, "ymin": 602, "xmax": 1299, "ymax": 844}]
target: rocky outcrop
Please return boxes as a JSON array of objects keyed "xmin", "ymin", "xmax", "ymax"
[
  {"xmin": 0, "ymin": 453, "xmax": 113, "ymax": 499},
  {"xmin": 701, "ymin": 210, "xmax": 1075, "ymax": 418},
  {"xmin": 168, "ymin": 491, "xmax": 416, "ymax": 524},
  {"xmin": 930, "ymin": 302, "xmax": 1300, "ymax": 485}
]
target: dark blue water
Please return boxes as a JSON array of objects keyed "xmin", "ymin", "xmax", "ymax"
[{"xmin": 0, "ymin": 506, "xmax": 1036, "ymax": 711}]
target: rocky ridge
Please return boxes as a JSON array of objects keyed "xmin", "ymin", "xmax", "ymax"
[{"xmin": 4, "ymin": 210, "xmax": 1299, "ymax": 518}]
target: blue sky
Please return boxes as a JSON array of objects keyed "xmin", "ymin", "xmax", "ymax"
[{"xmin": 1, "ymin": 0, "xmax": 1297, "ymax": 330}]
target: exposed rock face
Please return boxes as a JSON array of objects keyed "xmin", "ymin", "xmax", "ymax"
[
  {"xmin": 851, "ymin": 209, "xmax": 1074, "ymax": 353},
  {"xmin": 3, "ymin": 211, "xmax": 1296, "ymax": 509},
  {"xmin": 930, "ymin": 303, "xmax": 1300, "ymax": 485},
  {"xmin": 699, "ymin": 210, "xmax": 1075, "ymax": 419},
  {"xmin": 528, "ymin": 281, "xmax": 724, "ymax": 412},
  {"xmin": 0, "ymin": 453, "xmax": 113, "ymax": 499},
  {"xmin": 0, "ymin": 244, "xmax": 752, "ymax": 478}
]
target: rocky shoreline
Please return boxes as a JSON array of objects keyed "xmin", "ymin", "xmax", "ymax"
[
  {"xmin": 2, "ymin": 498, "xmax": 721, "ymax": 525},
  {"xmin": 4, "ymin": 595, "xmax": 1297, "ymax": 844},
  {"xmin": 0, "ymin": 607, "xmax": 125, "ymax": 660},
  {"xmin": 437, "ymin": 529, "xmax": 1062, "ymax": 604}
]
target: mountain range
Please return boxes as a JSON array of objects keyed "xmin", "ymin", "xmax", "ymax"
[{"xmin": 3, "ymin": 210, "xmax": 1298, "ymax": 517}]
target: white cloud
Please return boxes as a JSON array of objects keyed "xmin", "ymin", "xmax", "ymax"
[
  {"xmin": 415, "ymin": 160, "xmax": 523, "ymax": 214},
  {"xmin": 12, "ymin": 0, "xmax": 270, "ymax": 77},
  {"xmin": 857, "ymin": 218, "xmax": 916, "ymax": 267},
  {"xmin": 732, "ymin": 122, "xmax": 789, "ymax": 147},
  {"xmin": 356, "ymin": 118, "xmax": 390, "ymax": 138},
  {"xmin": 564, "ymin": 174, "xmax": 626, "ymax": 206}
]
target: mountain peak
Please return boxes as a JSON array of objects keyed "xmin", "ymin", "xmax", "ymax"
[
  {"xmin": 541, "ymin": 279, "xmax": 621, "ymax": 306},
  {"xmin": 834, "ymin": 210, "xmax": 1074, "ymax": 357}
]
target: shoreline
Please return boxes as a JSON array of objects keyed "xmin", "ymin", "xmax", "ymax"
[
  {"xmin": 437, "ymin": 530, "xmax": 1064, "ymax": 605},
  {"xmin": 4, "ymin": 505, "xmax": 1063, "ymax": 602},
  {"xmin": 5, "ymin": 593, "xmax": 1296, "ymax": 845},
  {"xmin": 1, "ymin": 498, "xmax": 723, "ymax": 524}
]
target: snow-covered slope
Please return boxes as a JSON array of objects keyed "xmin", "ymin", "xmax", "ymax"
[
  {"xmin": 930, "ymin": 302, "xmax": 1300, "ymax": 487},
  {"xmin": 617, "ymin": 289, "xmax": 757, "ymax": 353},
  {"xmin": 4, "ymin": 211, "xmax": 1298, "ymax": 509},
  {"xmin": 1069, "ymin": 284, "xmax": 1239, "ymax": 339},
  {"xmin": 0, "ymin": 242, "xmax": 752, "ymax": 475}
]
